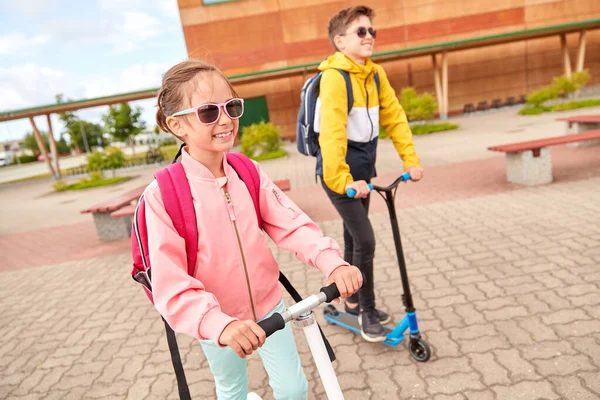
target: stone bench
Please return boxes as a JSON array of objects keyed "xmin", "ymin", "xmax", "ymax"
[
  {"xmin": 81, "ymin": 186, "xmax": 146, "ymax": 241},
  {"xmin": 487, "ymin": 129, "xmax": 600, "ymax": 186},
  {"xmin": 556, "ymin": 114, "xmax": 600, "ymax": 148}
]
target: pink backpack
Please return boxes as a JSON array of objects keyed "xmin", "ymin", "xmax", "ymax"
[
  {"xmin": 130, "ymin": 152, "xmax": 262, "ymax": 302},
  {"xmin": 129, "ymin": 149, "xmax": 335, "ymax": 400}
]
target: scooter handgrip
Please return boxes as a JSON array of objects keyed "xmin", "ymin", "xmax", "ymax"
[
  {"xmin": 346, "ymin": 184, "xmax": 374, "ymax": 198},
  {"xmin": 258, "ymin": 313, "xmax": 286, "ymax": 338},
  {"xmin": 320, "ymin": 283, "xmax": 341, "ymax": 303},
  {"xmin": 401, "ymin": 172, "xmax": 412, "ymax": 181}
]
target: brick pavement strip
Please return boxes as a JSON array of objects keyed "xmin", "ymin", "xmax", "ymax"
[{"xmin": 0, "ymin": 177, "xmax": 599, "ymax": 399}]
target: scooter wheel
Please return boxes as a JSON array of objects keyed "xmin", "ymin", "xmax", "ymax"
[
  {"xmin": 323, "ymin": 305, "xmax": 339, "ymax": 317},
  {"xmin": 409, "ymin": 339, "xmax": 431, "ymax": 362}
]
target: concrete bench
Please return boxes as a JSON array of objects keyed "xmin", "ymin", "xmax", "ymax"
[
  {"xmin": 81, "ymin": 186, "xmax": 146, "ymax": 241},
  {"xmin": 487, "ymin": 129, "xmax": 600, "ymax": 186},
  {"xmin": 556, "ymin": 115, "xmax": 600, "ymax": 148}
]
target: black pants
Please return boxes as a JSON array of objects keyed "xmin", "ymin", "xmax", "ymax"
[{"xmin": 321, "ymin": 180, "xmax": 377, "ymax": 311}]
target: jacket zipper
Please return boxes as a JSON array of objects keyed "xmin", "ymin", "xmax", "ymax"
[
  {"xmin": 272, "ymin": 188, "xmax": 297, "ymax": 215},
  {"xmin": 224, "ymin": 192, "xmax": 258, "ymax": 321},
  {"xmin": 365, "ymin": 75, "xmax": 375, "ymax": 141}
]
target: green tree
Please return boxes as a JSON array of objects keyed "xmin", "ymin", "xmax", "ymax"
[
  {"xmin": 56, "ymin": 94, "xmax": 107, "ymax": 153},
  {"xmin": 22, "ymin": 131, "xmax": 69, "ymax": 155},
  {"xmin": 102, "ymin": 103, "xmax": 146, "ymax": 153}
]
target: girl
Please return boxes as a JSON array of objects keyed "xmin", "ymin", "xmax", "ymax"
[{"xmin": 147, "ymin": 58, "xmax": 362, "ymax": 400}]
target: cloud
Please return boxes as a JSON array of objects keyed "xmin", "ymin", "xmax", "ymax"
[
  {"xmin": 157, "ymin": 0, "xmax": 179, "ymax": 19},
  {"xmin": 42, "ymin": 0, "xmax": 177, "ymax": 54},
  {"xmin": 0, "ymin": 33, "xmax": 51, "ymax": 55},
  {"xmin": 82, "ymin": 62, "xmax": 169, "ymax": 98},
  {"xmin": 44, "ymin": 20, "xmax": 112, "ymax": 43},
  {"xmin": 99, "ymin": 0, "xmax": 178, "ymax": 19},
  {"xmin": 44, "ymin": 11, "xmax": 162, "ymax": 54},
  {"xmin": 0, "ymin": 0, "xmax": 57, "ymax": 16},
  {"xmin": 110, "ymin": 11, "xmax": 162, "ymax": 54},
  {"xmin": 0, "ymin": 62, "xmax": 169, "ymax": 138},
  {"xmin": 0, "ymin": 64, "xmax": 75, "ymax": 111}
]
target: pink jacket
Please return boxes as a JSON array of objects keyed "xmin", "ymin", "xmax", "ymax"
[{"xmin": 144, "ymin": 149, "xmax": 348, "ymax": 344}]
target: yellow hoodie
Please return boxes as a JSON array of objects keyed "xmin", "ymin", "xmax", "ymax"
[{"xmin": 317, "ymin": 52, "xmax": 420, "ymax": 194}]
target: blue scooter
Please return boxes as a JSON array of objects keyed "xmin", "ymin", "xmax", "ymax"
[{"xmin": 322, "ymin": 172, "xmax": 432, "ymax": 362}]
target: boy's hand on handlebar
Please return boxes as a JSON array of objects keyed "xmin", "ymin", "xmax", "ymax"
[
  {"xmin": 345, "ymin": 181, "xmax": 370, "ymax": 198},
  {"xmin": 407, "ymin": 166, "xmax": 424, "ymax": 181},
  {"xmin": 327, "ymin": 265, "xmax": 363, "ymax": 303},
  {"xmin": 219, "ymin": 320, "xmax": 266, "ymax": 358}
]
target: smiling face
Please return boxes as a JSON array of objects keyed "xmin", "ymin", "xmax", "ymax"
[
  {"xmin": 335, "ymin": 15, "xmax": 375, "ymax": 64},
  {"xmin": 166, "ymin": 71, "xmax": 239, "ymax": 159}
]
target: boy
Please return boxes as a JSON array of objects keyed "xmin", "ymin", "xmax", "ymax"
[{"xmin": 317, "ymin": 5, "xmax": 424, "ymax": 342}]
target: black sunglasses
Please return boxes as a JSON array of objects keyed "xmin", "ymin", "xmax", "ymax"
[{"xmin": 340, "ymin": 26, "xmax": 377, "ymax": 39}]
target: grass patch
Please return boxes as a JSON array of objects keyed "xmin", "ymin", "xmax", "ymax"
[
  {"xmin": 54, "ymin": 176, "xmax": 131, "ymax": 192},
  {"xmin": 250, "ymin": 149, "xmax": 288, "ymax": 161},
  {"xmin": 519, "ymin": 106, "xmax": 552, "ymax": 115},
  {"xmin": 552, "ymin": 98, "xmax": 600, "ymax": 111},
  {"xmin": 380, "ymin": 122, "xmax": 459, "ymax": 138},
  {"xmin": 411, "ymin": 123, "xmax": 460, "ymax": 135},
  {"xmin": 520, "ymin": 98, "xmax": 600, "ymax": 115}
]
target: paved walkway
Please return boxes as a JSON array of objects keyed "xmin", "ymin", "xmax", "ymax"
[
  {"xmin": 1, "ymin": 107, "xmax": 599, "ymax": 399},
  {"xmin": 1, "ymin": 176, "xmax": 599, "ymax": 399}
]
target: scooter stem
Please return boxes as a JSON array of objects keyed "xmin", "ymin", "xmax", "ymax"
[{"xmin": 294, "ymin": 312, "xmax": 344, "ymax": 400}]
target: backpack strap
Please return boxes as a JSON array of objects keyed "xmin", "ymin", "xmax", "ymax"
[
  {"xmin": 226, "ymin": 152, "xmax": 262, "ymax": 228},
  {"xmin": 374, "ymin": 71, "xmax": 380, "ymax": 94},
  {"xmin": 155, "ymin": 162, "xmax": 199, "ymax": 277},
  {"xmin": 163, "ymin": 317, "xmax": 192, "ymax": 400},
  {"xmin": 154, "ymin": 162, "xmax": 197, "ymax": 400},
  {"xmin": 336, "ymin": 69, "xmax": 354, "ymax": 114}
]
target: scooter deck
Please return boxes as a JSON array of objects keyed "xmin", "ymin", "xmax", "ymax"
[
  {"xmin": 323, "ymin": 310, "xmax": 394, "ymax": 334},
  {"xmin": 324, "ymin": 307, "xmax": 412, "ymax": 347}
]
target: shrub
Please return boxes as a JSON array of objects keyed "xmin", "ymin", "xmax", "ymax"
[
  {"xmin": 53, "ymin": 180, "xmax": 68, "ymax": 192},
  {"xmin": 89, "ymin": 172, "xmax": 104, "ymax": 181},
  {"xmin": 240, "ymin": 121, "xmax": 283, "ymax": 159},
  {"xmin": 525, "ymin": 69, "xmax": 592, "ymax": 109},
  {"xmin": 526, "ymin": 86, "xmax": 558, "ymax": 107},
  {"xmin": 160, "ymin": 145, "xmax": 180, "ymax": 162},
  {"xmin": 86, "ymin": 151, "xmax": 105, "ymax": 173},
  {"xmin": 104, "ymin": 147, "xmax": 125, "ymax": 176},
  {"xmin": 400, "ymin": 87, "xmax": 438, "ymax": 121},
  {"xmin": 570, "ymin": 69, "xmax": 591, "ymax": 92},
  {"xmin": 18, "ymin": 155, "xmax": 38, "ymax": 164}
]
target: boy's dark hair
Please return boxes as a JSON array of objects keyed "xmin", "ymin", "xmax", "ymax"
[{"xmin": 328, "ymin": 5, "xmax": 375, "ymax": 50}]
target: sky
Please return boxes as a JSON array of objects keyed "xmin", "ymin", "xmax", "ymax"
[{"xmin": 0, "ymin": 0, "xmax": 188, "ymax": 142}]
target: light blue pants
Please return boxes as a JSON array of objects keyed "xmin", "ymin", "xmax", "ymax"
[{"xmin": 200, "ymin": 299, "xmax": 309, "ymax": 400}]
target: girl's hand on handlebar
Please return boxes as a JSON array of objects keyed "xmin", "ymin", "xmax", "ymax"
[
  {"xmin": 327, "ymin": 265, "xmax": 363, "ymax": 303},
  {"xmin": 407, "ymin": 166, "xmax": 424, "ymax": 182},
  {"xmin": 345, "ymin": 181, "xmax": 370, "ymax": 199},
  {"xmin": 219, "ymin": 320, "xmax": 266, "ymax": 358}
]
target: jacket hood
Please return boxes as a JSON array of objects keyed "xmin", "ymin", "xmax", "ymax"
[{"xmin": 318, "ymin": 52, "xmax": 376, "ymax": 80}]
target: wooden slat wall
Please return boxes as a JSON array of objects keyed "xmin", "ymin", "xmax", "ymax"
[{"xmin": 179, "ymin": 0, "xmax": 600, "ymax": 139}]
